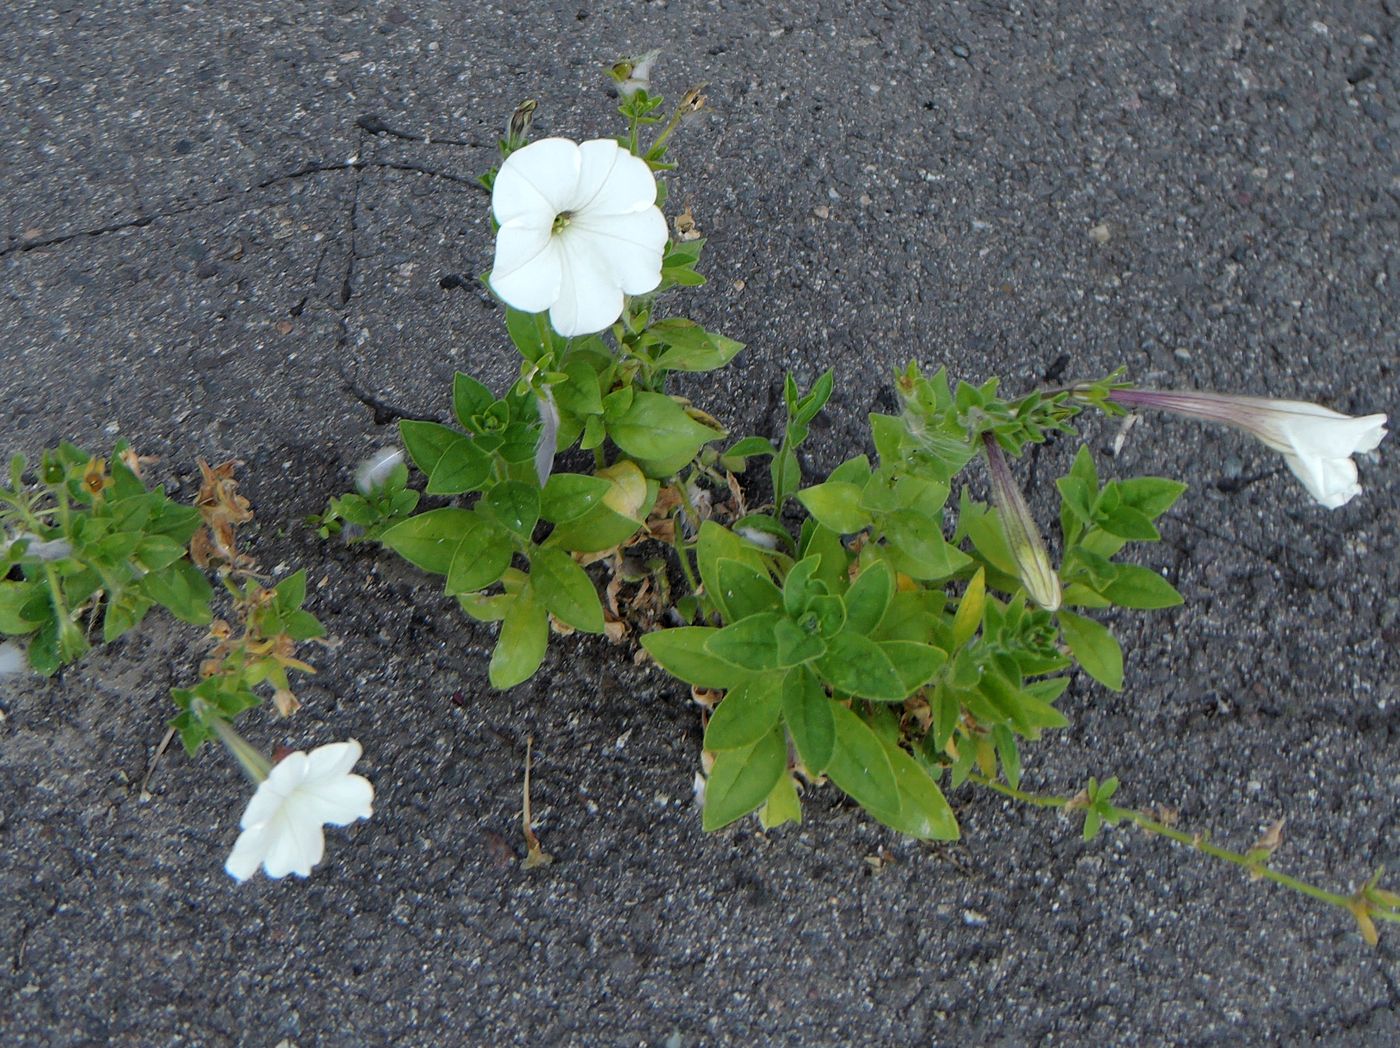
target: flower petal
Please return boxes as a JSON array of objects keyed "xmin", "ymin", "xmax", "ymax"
[
  {"xmin": 574, "ymin": 140, "xmax": 658, "ymax": 216},
  {"xmin": 549, "ymin": 231, "xmax": 626, "ymax": 337},
  {"xmin": 490, "ymin": 237, "xmax": 563, "ymax": 314},
  {"xmin": 225, "ymin": 822, "xmax": 274, "ymax": 882},
  {"xmin": 239, "ymin": 752, "xmax": 308, "ymax": 829},
  {"xmin": 287, "ymin": 775, "xmax": 375, "ymax": 828},
  {"xmin": 493, "ymin": 138, "xmax": 582, "ymax": 221},
  {"xmin": 260, "ymin": 811, "xmax": 326, "ymax": 879},
  {"xmin": 304, "ymin": 739, "xmax": 365, "ymax": 781},
  {"xmin": 1282, "ymin": 452, "xmax": 1362, "ymax": 510},
  {"xmin": 569, "ymin": 207, "xmax": 668, "ymax": 295},
  {"xmin": 1278, "ymin": 411, "xmax": 1388, "ymax": 460}
]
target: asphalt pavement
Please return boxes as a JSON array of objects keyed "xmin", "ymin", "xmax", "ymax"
[{"xmin": 1, "ymin": 1, "xmax": 1397, "ymax": 1044}]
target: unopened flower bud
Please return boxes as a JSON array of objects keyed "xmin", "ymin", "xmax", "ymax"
[
  {"xmin": 504, "ymin": 98, "xmax": 538, "ymax": 151},
  {"xmin": 982, "ymin": 435, "xmax": 1061, "ymax": 611}
]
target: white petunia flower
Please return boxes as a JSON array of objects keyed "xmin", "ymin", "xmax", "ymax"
[
  {"xmin": 489, "ymin": 137, "xmax": 668, "ymax": 337},
  {"xmin": 225, "ymin": 739, "xmax": 374, "ymax": 882},
  {"xmin": 1111, "ymin": 389, "xmax": 1388, "ymax": 509}
]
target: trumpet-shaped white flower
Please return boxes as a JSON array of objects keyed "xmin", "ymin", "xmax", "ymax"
[
  {"xmin": 1111, "ymin": 389, "xmax": 1388, "ymax": 509},
  {"xmin": 489, "ymin": 137, "xmax": 668, "ymax": 337},
  {"xmin": 225, "ymin": 739, "xmax": 374, "ymax": 882}
]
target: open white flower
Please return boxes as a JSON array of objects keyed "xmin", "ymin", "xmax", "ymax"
[
  {"xmin": 1111, "ymin": 389, "xmax": 1388, "ymax": 509},
  {"xmin": 225, "ymin": 739, "xmax": 374, "ymax": 882},
  {"xmin": 489, "ymin": 137, "xmax": 668, "ymax": 337}
]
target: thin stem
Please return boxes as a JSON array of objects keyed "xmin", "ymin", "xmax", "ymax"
[
  {"xmin": 969, "ymin": 774, "xmax": 1385, "ymax": 929},
  {"xmin": 668, "ymin": 481, "xmax": 707, "ymax": 614}
]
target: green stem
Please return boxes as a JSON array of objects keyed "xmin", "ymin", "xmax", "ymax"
[
  {"xmin": 969, "ymin": 774, "xmax": 1386, "ymax": 926},
  {"xmin": 646, "ymin": 102, "xmax": 688, "ymax": 161},
  {"xmin": 669, "ymin": 480, "xmax": 707, "ymax": 614}
]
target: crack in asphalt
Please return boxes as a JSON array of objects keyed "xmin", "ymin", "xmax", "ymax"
[{"xmin": 1, "ymin": 160, "xmax": 482, "ymax": 260}]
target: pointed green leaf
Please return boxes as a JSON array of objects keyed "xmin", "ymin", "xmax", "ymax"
[
  {"xmin": 796, "ymin": 482, "xmax": 871, "ymax": 535},
  {"xmin": 704, "ymin": 673, "xmax": 785, "ymax": 750},
  {"xmin": 1059, "ymin": 609, "xmax": 1124, "ymax": 691},
  {"xmin": 716, "ymin": 558, "xmax": 782, "ymax": 619},
  {"xmin": 825, "ymin": 703, "xmax": 899, "ymax": 815},
  {"xmin": 868, "ymin": 738, "xmax": 960, "ymax": 841},
  {"xmin": 782, "ymin": 666, "xmax": 835, "ymax": 773},
  {"xmin": 529, "ymin": 546, "xmax": 603, "ymax": 633},
  {"xmin": 844, "ymin": 561, "xmax": 893, "ymax": 635},
  {"xmin": 380, "ymin": 508, "xmax": 472, "ymax": 575},
  {"xmin": 540, "ymin": 473, "xmax": 612, "ymax": 524},
  {"xmin": 815, "ymin": 632, "xmax": 906, "ymax": 701},
  {"xmin": 705, "ymin": 612, "xmax": 784, "ymax": 672},
  {"xmin": 489, "ymin": 588, "xmax": 548, "ymax": 688},
  {"xmin": 640, "ymin": 628, "xmax": 751, "ymax": 689},
  {"xmin": 702, "ymin": 727, "xmax": 788, "ymax": 831}
]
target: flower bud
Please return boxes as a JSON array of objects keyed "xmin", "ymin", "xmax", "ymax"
[{"xmin": 982, "ymin": 435, "xmax": 1061, "ymax": 611}]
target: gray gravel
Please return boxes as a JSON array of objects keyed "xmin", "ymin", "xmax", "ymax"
[{"xmin": 1, "ymin": 1, "xmax": 1397, "ymax": 1044}]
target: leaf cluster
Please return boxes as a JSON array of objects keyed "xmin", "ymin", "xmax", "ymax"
[{"xmin": 0, "ymin": 443, "xmax": 211, "ymax": 676}]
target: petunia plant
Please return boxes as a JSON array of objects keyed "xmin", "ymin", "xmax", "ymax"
[{"xmin": 319, "ymin": 59, "xmax": 1395, "ymax": 938}]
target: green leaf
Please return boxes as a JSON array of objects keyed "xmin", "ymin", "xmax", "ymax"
[
  {"xmin": 702, "ymin": 727, "xmax": 788, "ymax": 831},
  {"xmin": 381, "ymin": 508, "xmax": 473, "ymax": 575},
  {"xmin": 641, "ymin": 627, "xmax": 751, "ymax": 689},
  {"xmin": 138, "ymin": 561, "xmax": 213, "ymax": 625},
  {"xmin": 882, "ymin": 509, "xmax": 972, "ymax": 581},
  {"xmin": 648, "ymin": 318, "xmax": 745, "ymax": 372},
  {"xmin": 1116, "ymin": 476, "xmax": 1186, "ymax": 519},
  {"xmin": 1096, "ymin": 503, "xmax": 1160, "ymax": 542},
  {"xmin": 798, "ymin": 521, "xmax": 849, "ymax": 594},
  {"xmin": 814, "ymin": 632, "xmax": 906, "ymax": 701},
  {"xmin": 399, "ymin": 420, "xmax": 463, "ymax": 476},
  {"xmin": 445, "ymin": 519, "xmax": 513, "ymax": 594},
  {"xmin": 796, "ymin": 482, "xmax": 871, "ymax": 535},
  {"xmin": 771, "ymin": 446, "xmax": 801, "ymax": 506},
  {"xmin": 843, "ymin": 562, "xmax": 893, "ymax": 635},
  {"xmin": 825, "ymin": 703, "xmax": 899, "ymax": 816},
  {"xmin": 605, "ymin": 390, "xmax": 721, "ymax": 470},
  {"xmin": 782, "ymin": 666, "xmax": 835, "ymax": 773},
  {"xmin": 705, "ymin": 612, "xmax": 783, "ymax": 672},
  {"xmin": 540, "ymin": 473, "xmax": 612, "ymax": 524},
  {"xmin": 274, "ymin": 569, "xmax": 308, "ymax": 611},
  {"xmin": 453, "ymin": 373, "xmax": 495, "ymax": 429},
  {"xmin": 827, "ymin": 456, "xmax": 873, "ymax": 489},
  {"xmin": 878, "ymin": 640, "xmax": 947, "ymax": 695},
  {"xmin": 715, "ymin": 558, "xmax": 782, "ymax": 620},
  {"xmin": 951, "ymin": 567, "xmax": 985, "ymax": 648},
  {"xmin": 426, "ymin": 435, "xmax": 492, "ymax": 495},
  {"xmin": 505, "ymin": 306, "xmax": 562, "ymax": 363},
  {"xmin": 696, "ymin": 522, "xmax": 770, "ymax": 621},
  {"xmin": 704, "ymin": 673, "xmax": 784, "ymax": 750},
  {"xmin": 868, "ymin": 739, "xmax": 960, "ymax": 841},
  {"xmin": 482, "ymin": 480, "xmax": 540, "ymax": 538},
  {"xmin": 992, "ymin": 724, "xmax": 1022, "ymax": 790},
  {"xmin": 773, "ymin": 615, "xmax": 828, "ymax": 667},
  {"xmin": 529, "ymin": 547, "xmax": 603, "ymax": 633},
  {"xmin": 489, "ymin": 588, "xmax": 548, "ymax": 688},
  {"xmin": 1058, "ymin": 610, "xmax": 1124, "ymax": 691},
  {"xmin": 132, "ymin": 534, "xmax": 187, "ymax": 573},
  {"xmin": 102, "ymin": 590, "xmax": 151, "ymax": 643},
  {"xmin": 780, "ymin": 556, "xmax": 823, "ymax": 617},
  {"xmin": 1101, "ymin": 564, "xmax": 1183, "ymax": 609},
  {"xmin": 758, "ymin": 772, "xmax": 803, "ymax": 830},
  {"xmin": 0, "ymin": 581, "xmax": 45, "ymax": 635},
  {"xmin": 283, "ymin": 609, "xmax": 326, "ymax": 642}
]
